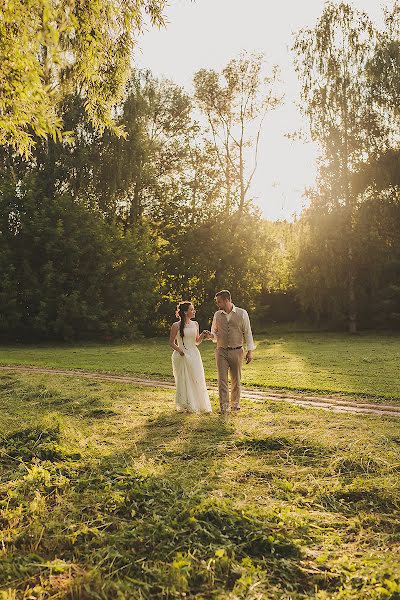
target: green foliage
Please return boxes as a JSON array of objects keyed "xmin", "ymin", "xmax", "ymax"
[
  {"xmin": 293, "ymin": 2, "xmax": 386, "ymax": 332},
  {"xmin": 295, "ymin": 187, "xmax": 400, "ymax": 329},
  {"xmin": 293, "ymin": 2, "xmax": 382, "ymax": 169},
  {"xmin": 355, "ymin": 188, "xmax": 400, "ymax": 327},
  {"xmin": 154, "ymin": 207, "xmax": 274, "ymax": 331},
  {"xmin": 368, "ymin": 2, "xmax": 400, "ymax": 136},
  {"xmin": 1, "ymin": 64, "xmax": 282, "ymax": 339},
  {"xmin": 0, "ymin": 176, "xmax": 157, "ymax": 339},
  {"xmin": 3, "ymin": 0, "xmax": 400, "ymax": 341},
  {"xmin": 294, "ymin": 199, "xmax": 350, "ymax": 325},
  {"xmin": 0, "ymin": 0, "xmax": 166, "ymax": 156},
  {"xmin": 80, "ymin": 71, "xmax": 197, "ymax": 228}
]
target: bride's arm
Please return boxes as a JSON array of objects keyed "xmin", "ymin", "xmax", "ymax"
[
  {"xmin": 169, "ymin": 323, "xmax": 184, "ymax": 355},
  {"xmin": 195, "ymin": 322, "xmax": 206, "ymax": 345}
]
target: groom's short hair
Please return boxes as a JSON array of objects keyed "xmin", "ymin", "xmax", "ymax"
[{"xmin": 215, "ymin": 290, "xmax": 231, "ymax": 301}]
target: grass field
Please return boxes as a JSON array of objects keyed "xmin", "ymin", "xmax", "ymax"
[
  {"xmin": 0, "ymin": 370, "xmax": 399, "ymax": 599},
  {"xmin": 1, "ymin": 331, "xmax": 400, "ymax": 401}
]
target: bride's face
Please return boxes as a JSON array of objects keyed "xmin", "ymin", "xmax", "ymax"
[{"xmin": 186, "ymin": 304, "xmax": 196, "ymax": 319}]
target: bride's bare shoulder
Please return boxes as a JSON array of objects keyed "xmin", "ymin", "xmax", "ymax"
[{"xmin": 171, "ymin": 321, "xmax": 180, "ymax": 329}]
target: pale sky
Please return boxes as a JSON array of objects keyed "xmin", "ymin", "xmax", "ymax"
[{"xmin": 136, "ymin": 0, "xmax": 389, "ymax": 221}]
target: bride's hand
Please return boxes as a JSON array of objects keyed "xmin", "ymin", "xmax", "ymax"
[{"xmin": 179, "ymin": 350, "xmax": 185, "ymax": 356}]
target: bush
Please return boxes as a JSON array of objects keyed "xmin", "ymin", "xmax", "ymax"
[{"xmin": 0, "ymin": 182, "xmax": 158, "ymax": 340}]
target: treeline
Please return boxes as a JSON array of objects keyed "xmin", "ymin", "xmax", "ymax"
[
  {"xmin": 0, "ymin": 60, "xmax": 282, "ymax": 339},
  {"xmin": 293, "ymin": 2, "xmax": 400, "ymax": 331},
  {"xmin": 1, "ymin": 2, "xmax": 400, "ymax": 340}
]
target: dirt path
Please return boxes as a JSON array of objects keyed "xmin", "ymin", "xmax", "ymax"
[{"xmin": 1, "ymin": 364, "xmax": 400, "ymax": 418}]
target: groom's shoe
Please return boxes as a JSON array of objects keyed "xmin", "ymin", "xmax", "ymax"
[{"xmin": 231, "ymin": 406, "xmax": 240, "ymax": 412}]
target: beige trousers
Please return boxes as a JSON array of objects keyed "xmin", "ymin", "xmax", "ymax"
[{"xmin": 216, "ymin": 347, "xmax": 244, "ymax": 412}]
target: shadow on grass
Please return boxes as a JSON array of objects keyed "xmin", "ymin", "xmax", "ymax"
[
  {"xmin": 1, "ymin": 375, "xmax": 399, "ymax": 598},
  {"xmin": 65, "ymin": 410, "xmax": 312, "ymax": 598},
  {"xmin": 0, "ymin": 408, "xmax": 315, "ymax": 599}
]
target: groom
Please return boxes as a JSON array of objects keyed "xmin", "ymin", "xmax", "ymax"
[{"xmin": 208, "ymin": 290, "xmax": 255, "ymax": 414}]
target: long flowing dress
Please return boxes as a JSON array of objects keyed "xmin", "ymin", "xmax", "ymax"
[{"xmin": 172, "ymin": 323, "xmax": 212, "ymax": 413}]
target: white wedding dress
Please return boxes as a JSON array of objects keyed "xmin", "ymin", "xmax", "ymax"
[{"xmin": 172, "ymin": 323, "xmax": 212, "ymax": 413}]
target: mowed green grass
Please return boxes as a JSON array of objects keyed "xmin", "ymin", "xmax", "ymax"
[
  {"xmin": 0, "ymin": 371, "xmax": 399, "ymax": 599},
  {"xmin": 1, "ymin": 331, "xmax": 400, "ymax": 400}
]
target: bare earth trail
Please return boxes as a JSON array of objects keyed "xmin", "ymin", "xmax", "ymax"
[{"xmin": 2, "ymin": 364, "xmax": 400, "ymax": 418}]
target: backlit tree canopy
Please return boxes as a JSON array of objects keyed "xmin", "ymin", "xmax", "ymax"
[{"xmin": 0, "ymin": 0, "xmax": 166, "ymax": 156}]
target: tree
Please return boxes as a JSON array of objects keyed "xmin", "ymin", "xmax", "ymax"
[
  {"xmin": 368, "ymin": 1, "xmax": 400, "ymax": 135},
  {"xmin": 104, "ymin": 71, "xmax": 195, "ymax": 231},
  {"xmin": 0, "ymin": 170, "xmax": 158, "ymax": 340},
  {"xmin": 354, "ymin": 187, "xmax": 400, "ymax": 329},
  {"xmin": 0, "ymin": 59, "xmax": 284, "ymax": 338},
  {"xmin": 293, "ymin": 2, "xmax": 383, "ymax": 333},
  {"xmin": 153, "ymin": 206, "xmax": 271, "ymax": 332},
  {"xmin": 0, "ymin": 0, "xmax": 166, "ymax": 157},
  {"xmin": 294, "ymin": 191, "xmax": 350, "ymax": 327},
  {"xmin": 193, "ymin": 52, "xmax": 282, "ymax": 215},
  {"xmin": 56, "ymin": 71, "xmax": 197, "ymax": 231}
]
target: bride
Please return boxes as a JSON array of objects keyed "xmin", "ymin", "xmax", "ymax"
[{"xmin": 169, "ymin": 301, "xmax": 212, "ymax": 414}]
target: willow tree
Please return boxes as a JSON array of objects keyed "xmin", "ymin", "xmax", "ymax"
[
  {"xmin": 293, "ymin": 2, "xmax": 382, "ymax": 333},
  {"xmin": 193, "ymin": 52, "xmax": 281, "ymax": 215},
  {"xmin": 0, "ymin": 0, "xmax": 166, "ymax": 157}
]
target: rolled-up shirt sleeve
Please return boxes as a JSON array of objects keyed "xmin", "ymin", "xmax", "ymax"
[
  {"xmin": 242, "ymin": 310, "xmax": 255, "ymax": 351},
  {"xmin": 211, "ymin": 312, "xmax": 218, "ymax": 343}
]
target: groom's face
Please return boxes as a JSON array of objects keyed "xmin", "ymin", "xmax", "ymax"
[{"xmin": 216, "ymin": 296, "xmax": 228, "ymax": 311}]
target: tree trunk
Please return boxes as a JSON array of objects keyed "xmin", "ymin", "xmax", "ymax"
[
  {"xmin": 347, "ymin": 234, "xmax": 357, "ymax": 334},
  {"xmin": 239, "ymin": 142, "xmax": 245, "ymax": 214},
  {"xmin": 225, "ymin": 133, "xmax": 232, "ymax": 213},
  {"xmin": 342, "ymin": 81, "xmax": 357, "ymax": 334},
  {"xmin": 125, "ymin": 168, "xmax": 142, "ymax": 233},
  {"xmin": 238, "ymin": 117, "xmax": 245, "ymax": 215}
]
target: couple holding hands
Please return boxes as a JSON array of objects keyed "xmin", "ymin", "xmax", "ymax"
[{"xmin": 169, "ymin": 290, "xmax": 255, "ymax": 415}]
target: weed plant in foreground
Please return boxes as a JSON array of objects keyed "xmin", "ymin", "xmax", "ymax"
[{"xmin": 0, "ymin": 371, "xmax": 399, "ymax": 599}]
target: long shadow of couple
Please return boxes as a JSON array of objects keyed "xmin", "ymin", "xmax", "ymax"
[
  {"xmin": 82, "ymin": 409, "xmax": 259, "ymax": 595},
  {"xmin": 106, "ymin": 407, "xmax": 236, "ymax": 498}
]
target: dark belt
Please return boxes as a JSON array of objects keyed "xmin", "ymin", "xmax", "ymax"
[{"xmin": 226, "ymin": 346, "xmax": 242, "ymax": 350}]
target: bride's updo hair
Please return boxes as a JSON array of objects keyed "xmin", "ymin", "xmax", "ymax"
[{"xmin": 176, "ymin": 301, "xmax": 191, "ymax": 346}]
